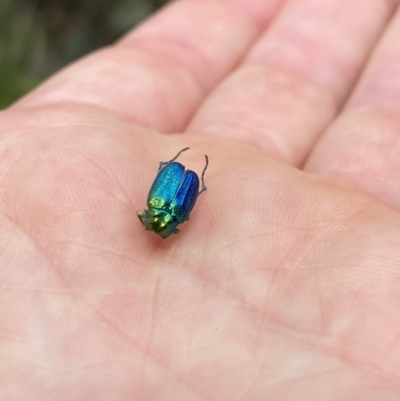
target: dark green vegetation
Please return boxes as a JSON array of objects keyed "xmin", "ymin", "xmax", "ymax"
[{"xmin": 0, "ymin": 0, "xmax": 170, "ymax": 108}]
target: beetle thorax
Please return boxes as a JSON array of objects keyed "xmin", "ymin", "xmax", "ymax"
[{"xmin": 142, "ymin": 208, "xmax": 179, "ymax": 238}]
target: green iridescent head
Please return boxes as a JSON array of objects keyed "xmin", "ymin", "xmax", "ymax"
[{"xmin": 137, "ymin": 208, "xmax": 180, "ymax": 239}]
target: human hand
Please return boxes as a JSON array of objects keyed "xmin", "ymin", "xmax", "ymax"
[{"xmin": 2, "ymin": 0, "xmax": 400, "ymax": 399}]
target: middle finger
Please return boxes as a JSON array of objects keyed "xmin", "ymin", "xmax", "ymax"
[
  {"xmin": 188, "ymin": 0, "xmax": 397, "ymax": 166},
  {"xmin": 305, "ymin": 7, "xmax": 400, "ymax": 211}
]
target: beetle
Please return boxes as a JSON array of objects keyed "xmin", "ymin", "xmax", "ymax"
[{"xmin": 137, "ymin": 147, "xmax": 209, "ymax": 239}]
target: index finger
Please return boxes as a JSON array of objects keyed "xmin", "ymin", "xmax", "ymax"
[{"xmin": 14, "ymin": 0, "xmax": 284, "ymax": 132}]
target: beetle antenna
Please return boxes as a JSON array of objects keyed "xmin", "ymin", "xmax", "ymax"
[
  {"xmin": 198, "ymin": 155, "xmax": 209, "ymax": 195},
  {"xmin": 158, "ymin": 147, "xmax": 190, "ymax": 171}
]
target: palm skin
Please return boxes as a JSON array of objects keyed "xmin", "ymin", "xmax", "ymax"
[{"xmin": 2, "ymin": 0, "xmax": 400, "ymax": 400}]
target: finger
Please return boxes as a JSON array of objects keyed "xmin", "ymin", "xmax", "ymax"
[
  {"xmin": 305, "ymin": 7, "xmax": 400, "ymax": 210},
  {"xmin": 14, "ymin": 0, "xmax": 283, "ymax": 132},
  {"xmin": 187, "ymin": 0, "xmax": 398, "ymax": 166}
]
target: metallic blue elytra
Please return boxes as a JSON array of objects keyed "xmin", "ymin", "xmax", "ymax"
[{"xmin": 137, "ymin": 147, "xmax": 209, "ymax": 239}]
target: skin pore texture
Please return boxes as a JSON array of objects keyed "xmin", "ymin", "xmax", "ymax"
[{"xmin": 2, "ymin": 0, "xmax": 400, "ymax": 399}]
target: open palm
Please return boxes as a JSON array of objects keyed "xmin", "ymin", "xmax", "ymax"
[{"xmin": 2, "ymin": 0, "xmax": 400, "ymax": 399}]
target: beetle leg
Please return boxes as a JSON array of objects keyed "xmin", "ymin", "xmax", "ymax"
[
  {"xmin": 136, "ymin": 210, "xmax": 145, "ymax": 225},
  {"xmin": 198, "ymin": 155, "xmax": 209, "ymax": 196},
  {"xmin": 158, "ymin": 147, "xmax": 190, "ymax": 171},
  {"xmin": 173, "ymin": 228, "xmax": 181, "ymax": 234}
]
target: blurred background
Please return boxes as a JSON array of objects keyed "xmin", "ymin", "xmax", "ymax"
[{"xmin": 0, "ymin": 0, "xmax": 171, "ymax": 108}]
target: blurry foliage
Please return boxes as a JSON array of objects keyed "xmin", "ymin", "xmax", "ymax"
[
  {"xmin": 0, "ymin": 0, "xmax": 45, "ymax": 107},
  {"xmin": 0, "ymin": 0, "xmax": 170, "ymax": 108}
]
